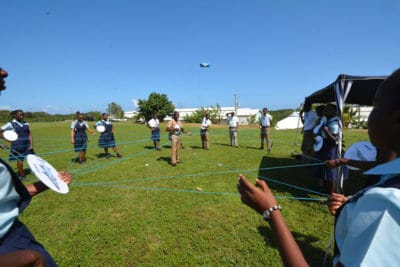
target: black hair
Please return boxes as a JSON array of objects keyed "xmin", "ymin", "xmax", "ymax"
[{"xmin": 377, "ymin": 68, "xmax": 400, "ymax": 108}]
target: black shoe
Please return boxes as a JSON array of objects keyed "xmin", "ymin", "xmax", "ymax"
[{"xmin": 116, "ymin": 153, "xmax": 122, "ymax": 157}]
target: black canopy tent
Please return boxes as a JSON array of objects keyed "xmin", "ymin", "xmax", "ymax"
[
  {"xmin": 305, "ymin": 74, "xmax": 387, "ymax": 106},
  {"xmin": 304, "ymin": 74, "xmax": 387, "ymax": 193}
]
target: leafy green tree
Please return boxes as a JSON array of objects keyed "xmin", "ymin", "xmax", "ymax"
[
  {"xmin": 138, "ymin": 92, "xmax": 175, "ymax": 122},
  {"xmin": 107, "ymin": 102, "xmax": 124, "ymax": 119},
  {"xmin": 183, "ymin": 108, "xmax": 204, "ymax": 123},
  {"xmin": 184, "ymin": 104, "xmax": 223, "ymax": 124},
  {"xmin": 0, "ymin": 110, "xmax": 12, "ymax": 122}
]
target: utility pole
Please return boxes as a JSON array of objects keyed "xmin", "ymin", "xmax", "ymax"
[{"xmin": 234, "ymin": 94, "xmax": 238, "ymax": 114}]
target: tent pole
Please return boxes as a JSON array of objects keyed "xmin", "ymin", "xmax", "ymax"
[{"xmin": 294, "ymin": 104, "xmax": 303, "ymax": 146}]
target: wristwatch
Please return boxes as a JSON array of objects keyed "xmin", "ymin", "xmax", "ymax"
[{"xmin": 263, "ymin": 205, "xmax": 282, "ymax": 221}]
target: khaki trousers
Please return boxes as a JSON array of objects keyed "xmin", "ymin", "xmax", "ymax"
[{"xmin": 171, "ymin": 134, "xmax": 181, "ymax": 164}]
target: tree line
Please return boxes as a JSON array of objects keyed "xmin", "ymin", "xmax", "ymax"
[{"xmin": 0, "ymin": 93, "xmax": 293, "ymax": 125}]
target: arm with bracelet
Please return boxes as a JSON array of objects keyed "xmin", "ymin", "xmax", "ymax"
[{"xmin": 237, "ymin": 174, "xmax": 308, "ymax": 267}]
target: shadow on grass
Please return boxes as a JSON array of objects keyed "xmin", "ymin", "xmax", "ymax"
[
  {"xmin": 215, "ymin": 143, "xmax": 236, "ymax": 147},
  {"xmin": 95, "ymin": 153, "xmax": 112, "ymax": 158},
  {"xmin": 157, "ymin": 156, "xmax": 171, "ymax": 163},
  {"xmin": 189, "ymin": 145, "xmax": 210, "ymax": 150},
  {"xmin": 257, "ymin": 155, "xmax": 323, "ymax": 198},
  {"xmin": 242, "ymin": 146, "xmax": 264, "ymax": 150},
  {"xmin": 257, "ymin": 226, "xmax": 331, "ymax": 265},
  {"xmin": 257, "ymin": 155, "xmax": 368, "ymax": 197}
]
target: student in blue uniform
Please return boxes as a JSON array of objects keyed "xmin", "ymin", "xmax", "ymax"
[
  {"xmin": 70, "ymin": 111, "xmax": 96, "ymax": 164},
  {"xmin": 0, "ymin": 66, "xmax": 72, "ymax": 266},
  {"xmin": 0, "ymin": 109, "xmax": 34, "ymax": 179},
  {"xmin": 147, "ymin": 112, "xmax": 161, "ymax": 150},
  {"xmin": 238, "ymin": 68, "xmax": 400, "ymax": 266},
  {"xmin": 95, "ymin": 113, "xmax": 121, "ymax": 157}
]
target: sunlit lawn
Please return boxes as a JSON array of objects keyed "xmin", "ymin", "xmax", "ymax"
[{"xmin": 0, "ymin": 121, "xmax": 369, "ymax": 266}]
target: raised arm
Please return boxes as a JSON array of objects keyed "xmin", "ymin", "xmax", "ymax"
[{"xmin": 237, "ymin": 174, "xmax": 308, "ymax": 267}]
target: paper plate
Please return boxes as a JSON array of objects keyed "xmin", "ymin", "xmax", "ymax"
[
  {"xmin": 344, "ymin": 141, "xmax": 377, "ymax": 170},
  {"xmin": 314, "ymin": 136, "xmax": 323, "ymax": 152},
  {"xmin": 27, "ymin": 154, "xmax": 69, "ymax": 194},
  {"xmin": 96, "ymin": 125, "xmax": 106, "ymax": 133},
  {"xmin": 3, "ymin": 130, "xmax": 18, "ymax": 141}
]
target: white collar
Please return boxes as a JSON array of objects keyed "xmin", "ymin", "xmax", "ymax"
[{"xmin": 364, "ymin": 157, "xmax": 400, "ymax": 175}]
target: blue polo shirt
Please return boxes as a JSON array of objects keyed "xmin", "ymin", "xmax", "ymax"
[{"xmin": 334, "ymin": 157, "xmax": 400, "ymax": 266}]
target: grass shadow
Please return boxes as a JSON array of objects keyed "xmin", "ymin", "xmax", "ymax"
[
  {"xmin": 257, "ymin": 155, "xmax": 324, "ymax": 198},
  {"xmin": 157, "ymin": 156, "xmax": 171, "ymax": 164},
  {"xmin": 257, "ymin": 225, "xmax": 330, "ymax": 265}
]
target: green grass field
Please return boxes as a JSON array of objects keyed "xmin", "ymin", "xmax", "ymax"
[{"xmin": 0, "ymin": 122, "xmax": 370, "ymax": 266}]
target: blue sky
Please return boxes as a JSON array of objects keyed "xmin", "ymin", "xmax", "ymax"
[{"xmin": 1, "ymin": 0, "xmax": 399, "ymax": 114}]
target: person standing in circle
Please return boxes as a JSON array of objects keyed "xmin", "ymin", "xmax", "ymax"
[
  {"xmin": 259, "ymin": 108, "xmax": 273, "ymax": 153},
  {"xmin": 227, "ymin": 112, "xmax": 239, "ymax": 147},
  {"xmin": 95, "ymin": 113, "xmax": 121, "ymax": 158},
  {"xmin": 0, "ymin": 109, "xmax": 34, "ymax": 180},
  {"xmin": 299, "ymin": 102, "xmax": 318, "ymax": 161},
  {"xmin": 166, "ymin": 111, "xmax": 191, "ymax": 166},
  {"xmin": 200, "ymin": 111, "xmax": 211, "ymax": 150},
  {"xmin": 70, "ymin": 111, "xmax": 96, "ymax": 164},
  {"xmin": 147, "ymin": 112, "xmax": 161, "ymax": 151}
]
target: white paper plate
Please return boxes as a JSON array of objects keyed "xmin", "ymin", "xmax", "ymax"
[
  {"xmin": 344, "ymin": 141, "xmax": 377, "ymax": 170},
  {"xmin": 96, "ymin": 125, "xmax": 106, "ymax": 133},
  {"xmin": 3, "ymin": 130, "xmax": 18, "ymax": 141},
  {"xmin": 27, "ymin": 154, "xmax": 69, "ymax": 194},
  {"xmin": 314, "ymin": 136, "xmax": 323, "ymax": 152}
]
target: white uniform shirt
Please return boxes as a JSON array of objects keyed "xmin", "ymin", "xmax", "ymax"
[
  {"xmin": 228, "ymin": 115, "xmax": 239, "ymax": 128},
  {"xmin": 334, "ymin": 157, "xmax": 400, "ymax": 266},
  {"xmin": 260, "ymin": 114, "xmax": 272, "ymax": 127},
  {"xmin": 201, "ymin": 117, "xmax": 211, "ymax": 130},
  {"xmin": 1, "ymin": 119, "xmax": 30, "ymax": 131},
  {"xmin": 70, "ymin": 120, "xmax": 89, "ymax": 129},
  {"xmin": 148, "ymin": 118, "xmax": 159, "ymax": 128},
  {"xmin": 95, "ymin": 119, "xmax": 112, "ymax": 127},
  {"xmin": 302, "ymin": 110, "xmax": 318, "ymax": 131}
]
